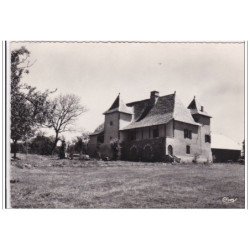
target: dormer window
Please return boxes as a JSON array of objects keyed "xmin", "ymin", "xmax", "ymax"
[{"xmin": 200, "ymin": 106, "xmax": 204, "ymax": 112}]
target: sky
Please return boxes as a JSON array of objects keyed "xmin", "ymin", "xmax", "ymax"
[{"xmin": 11, "ymin": 42, "xmax": 245, "ymax": 144}]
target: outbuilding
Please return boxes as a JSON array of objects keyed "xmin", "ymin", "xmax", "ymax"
[{"xmin": 211, "ymin": 133, "xmax": 242, "ymax": 162}]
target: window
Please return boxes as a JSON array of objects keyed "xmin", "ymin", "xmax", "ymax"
[
  {"xmin": 153, "ymin": 127, "xmax": 159, "ymax": 138},
  {"xmin": 184, "ymin": 129, "xmax": 192, "ymax": 139},
  {"xmin": 110, "ymin": 121, "xmax": 113, "ymax": 126},
  {"xmin": 205, "ymin": 134, "xmax": 211, "ymax": 143},
  {"xmin": 186, "ymin": 145, "xmax": 190, "ymax": 154},
  {"xmin": 193, "ymin": 115, "xmax": 199, "ymax": 123},
  {"xmin": 200, "ymin": 106, "xmax": 204, "ymax": 112}
]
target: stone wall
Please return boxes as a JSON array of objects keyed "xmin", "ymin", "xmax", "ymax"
[
  {"xmin": 166, "ymin": 120, "xmax": 212, "ymax": 163},
  {"xmin": 121, "ymin": 137, "xmax": 166, "ymax": 162}
]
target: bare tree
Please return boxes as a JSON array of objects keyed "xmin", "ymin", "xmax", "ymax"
[{"xmin": 46, "ymin": 94, "xmax": 87, "ymax": 153}]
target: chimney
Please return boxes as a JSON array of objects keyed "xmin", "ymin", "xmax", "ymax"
[{"xmin": 150, "ymin": 90, "xmax": 159, "ymax": 104}]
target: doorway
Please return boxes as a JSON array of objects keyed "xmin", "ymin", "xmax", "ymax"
[{"xmin": 168, "ymin": 145, "xmax": 173, "ymax": 156}]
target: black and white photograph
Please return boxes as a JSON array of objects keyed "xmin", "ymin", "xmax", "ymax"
[
  {"xmin": 1, "ymin": 1, "xmax": 250, "ymax": 250},
  {"xmin": 6, "ymin": 41, "xmax": 245, "ymax": 209}
]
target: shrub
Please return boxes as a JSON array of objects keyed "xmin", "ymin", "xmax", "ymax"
[
  {"xmin": 99, "ymin": 144, "xmax": 113, "ymax": 159},
  {"xmin": 110, "ymin": 138, "xmax": 121, "ymax": 160},
  {"xmin": 30, "ymin": 134, "xmax": 54, "ymax": 155},
  {"xmin": 192, "ymin": 153, "xmax": 200, "ymax": 164},
  {"xmin": 142, "ymin": 145, "xmax": 154, "ymax": 162}
]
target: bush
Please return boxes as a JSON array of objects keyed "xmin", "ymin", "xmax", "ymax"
[
  {"xmin": 192, "ymin": 153, "xmax": 200, "ymax": 164},
  {"xmin": 142, "ymin": 145, "xmax": 153, "ymax": 162},
  {"xmin": 110, "ymin": 138, "xmax": 121, "ymax": 160},
  {"xmin": 29, "ymin": 134, "xmax": 54, "ymax": 155}
]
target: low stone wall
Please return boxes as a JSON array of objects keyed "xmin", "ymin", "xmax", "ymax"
[{"xmin": 121, "ymin": 137, "xmax": 166, "ymax": 162}]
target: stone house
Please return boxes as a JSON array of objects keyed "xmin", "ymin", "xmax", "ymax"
[{"xmin": 88, "ymin": 91, "xmax": 212, "ymax": 163}]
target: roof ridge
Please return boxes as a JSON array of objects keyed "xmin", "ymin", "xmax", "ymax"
[
  {"xmin": 126, "ymin": 93, "xmax": 175, "ymax": 106},
  {"xmin": 126, "ymin": 98, "xmax": 149, "ymax": 106}
]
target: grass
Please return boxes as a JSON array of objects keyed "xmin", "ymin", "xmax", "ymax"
[{"xmin": 10, "ymin": 154, "xmax": 245, "ymax": 208}]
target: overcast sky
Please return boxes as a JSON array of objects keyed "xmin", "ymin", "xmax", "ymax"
[{"xmin": 11, "ymin": 42, "xmax": 245, "ymax": 144}]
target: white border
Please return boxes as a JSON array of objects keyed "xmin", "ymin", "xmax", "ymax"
[
  {"xmin": 5, "ymin": 42, "xmax": 10, "ymax": 208},
  {"xmin": 1, "ymin": 0, "xmax": 250, "ymax": 249}
]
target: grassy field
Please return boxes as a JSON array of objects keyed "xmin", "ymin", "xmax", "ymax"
[{"xmin": 10, "ymin": 154, "xmax": 245, "ymax": 208}]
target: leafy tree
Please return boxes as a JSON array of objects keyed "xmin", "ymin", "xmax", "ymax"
[
  {"xmin": 74, "ymin": 137, "xmax": 84, "ymax": 154},
  {"xmin": 11, "ymin": 47, "xmax": 54, "ymax": 158},
  {"xmin": 69, "ymin": 131, "xmax": 90, "ymax": 155},
  {"xmin": 45, "ymin": 94, "xmax": 87, "ymax": 153}
]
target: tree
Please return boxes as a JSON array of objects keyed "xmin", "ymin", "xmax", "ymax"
[
  {"xmin": 72, "ymin": 132, "xmax": 90, "ymax": 154},
  {"xmin": 58, "ymin": 140, "xmax": 66, "ymax": 159},
  {"xmin": 11, "ymin": 47, "xmax": 54, "ymax": 158},
  {"xmin": 74, "ymin": 137, "xmax": 84, "ymax": 154},
  {"xmin": 46, "ymin": 94, "xmax": 87, "ymax": 153}
]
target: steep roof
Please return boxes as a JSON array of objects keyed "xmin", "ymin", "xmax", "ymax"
[
  {"xmin": 173, "ymin": 95, "xmax": 200, "ymax": 125},
  {"xmin": 211, "ymin": 133, "xmax": 241, "ymax": 150},
  {"xmin": 121, "ymin": 92, "xmax": 199, "ymax": 130},
  {"xmin": 103, "ymin": 94, "xmax": 133, "ymax": 115},
  {"xmin": 187, "ymin": 97, "xmax": 211, "ymax": 117}
]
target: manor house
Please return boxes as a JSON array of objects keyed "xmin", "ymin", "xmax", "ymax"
[{"xmin": 88, "ymin": 91, "xmax": 212, "ymax": 163}]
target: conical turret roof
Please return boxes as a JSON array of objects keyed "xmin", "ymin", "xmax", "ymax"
[
  {"xmin": 103, "ymin": 94, "xmax": 133, "ymax": 115},
  {"xmin": 187, "ymin": 96, "xmax": 211, "ymax": 117}
]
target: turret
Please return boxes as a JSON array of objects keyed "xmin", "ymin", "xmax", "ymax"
[
  {"xmin": 103, "ymin": 94, "xmax": 133, "ymax": 144},
  {"xmin": 187, "ymin": 96, "xmax": 211, "ymax": 124},
  {"xmin": 188, "ymin": 96, "xmax": 212, "ymax": 161}
]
